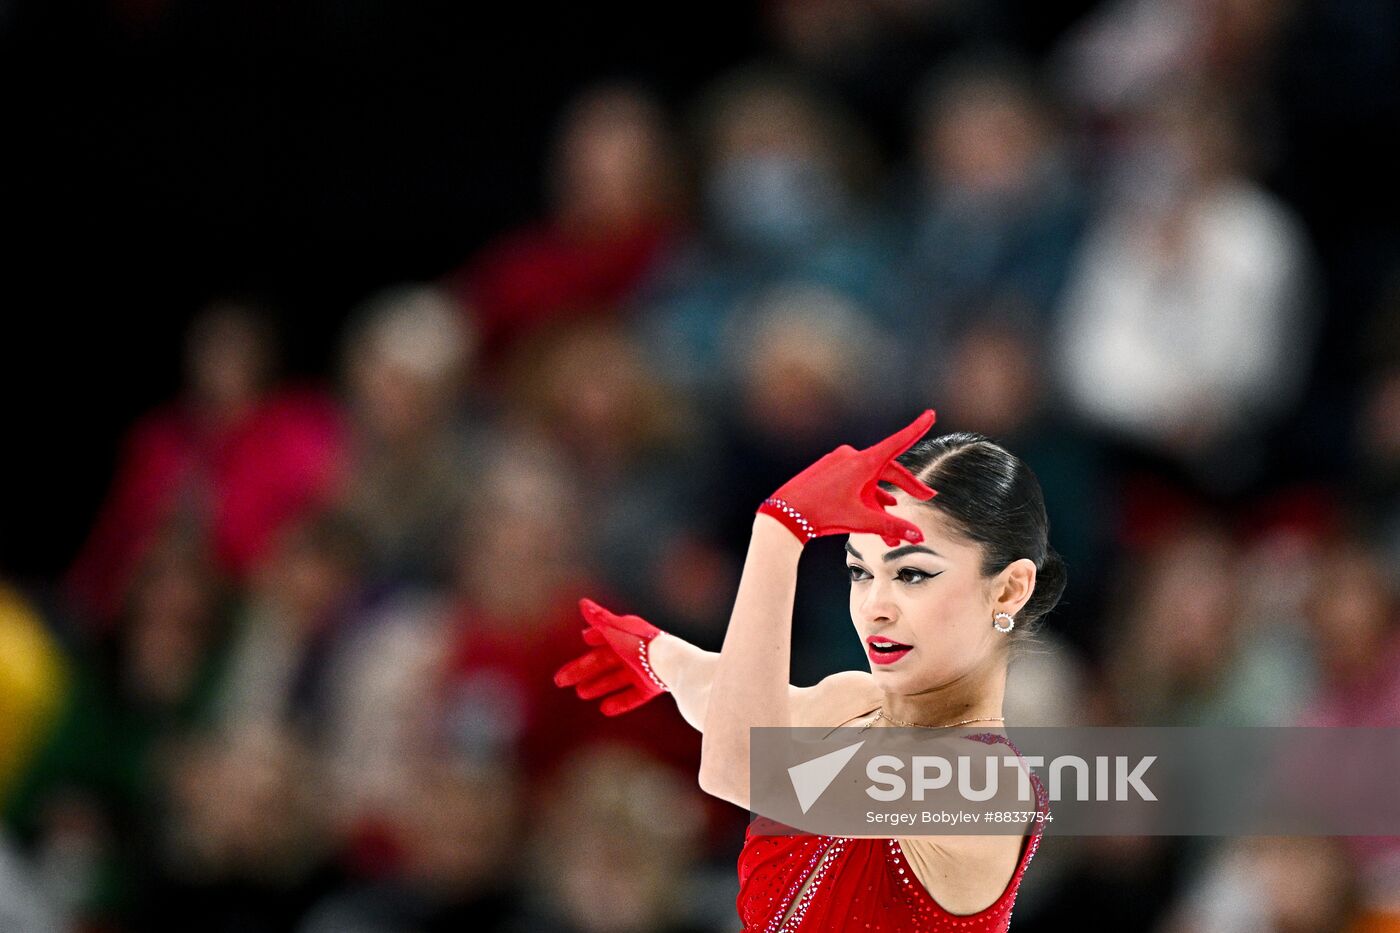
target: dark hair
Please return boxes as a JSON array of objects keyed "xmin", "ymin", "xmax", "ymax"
[{"xmin": 879, "ymin": 430, "xmax": 1067, "ymax": 641}]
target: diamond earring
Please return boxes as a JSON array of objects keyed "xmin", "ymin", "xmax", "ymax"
[{"xmin": 992, "ymin": 611, "xmax": 1015, "ymax": 633}]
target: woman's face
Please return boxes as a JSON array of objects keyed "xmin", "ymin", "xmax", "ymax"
[{"xmin": 845, "ymin": 496, "xmax": 1032, "ymax": 693}]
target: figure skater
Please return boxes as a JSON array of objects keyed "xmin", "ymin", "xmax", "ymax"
[{"xmin": 555, "ymin": 409, "xmax": 1066, "ymax": 931}]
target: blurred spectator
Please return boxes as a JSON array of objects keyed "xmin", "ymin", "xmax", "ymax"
[
  {"xmin": 317, "ymin": 587, "xmax": 450, "ymax": 877},
  {"xmin": 0, "ymin": 585, "xmax": 68, "ymax": 807},
  {"xmin": 1002, "ymin": 630, "xmax": 1090, "ymax": 729},
  {"xmin": 1293, "ymin": 531, "xmax": 1400, "ymax": 921},
  {"xmin": 930, "ymin": 307, "xmax": 1117, "ymax": 652},
  {"xmin": 432, "ymin": 434, "xmax": 599, "ymax": 774},
  {"xmin": 1293, "ymin": 534, "xmax": 1400, "ymax": 927},
  {"xmin": 1002, "ymin": 834, "xmax": 1188, "ymax": 931},
  {"xmin": 8, "ymin": 538, "xmax": 231, "ymax": 924},
  {"xmin": 1352, "ymin": 276, "xmax": 1400, "ymax": 577},
  {"xmin": 725, "ymin": 284, "xmax": 901, "ymax": 439},
  {"xmin": 1052, "ymin": 88, "xmax": 1318, "ymax": 494},
  {"xmin": 636, "ymin": 66, "xmax": 890, "ymax": 398},
  {"xmin": 499, "ymin": 318, "xmax": 733, "ymax": 637},
  {"xmin": 877, "ymin": 53, "xmax": 1087, "ymax": 346},
  {"xmin": 300, "ymin": 754, "xmax": 524, "ymax": 933},
  {"xmin": 432, "ymin": 436, "xmax": 699, "ymax": 779},
  {"xmin": 695, "ymin": 66, "xmax": 880, "ymax": 263},
  {"xmin": 335, "ymin": 284, "xmax": 486, "ymax": 588},
  {"xmin": 318, "ymin": 433, "xmax": 698, "ymax": 888},
  {"xmin": 64, "ymin": 301, "xmax": 345, "ymax": 628},
  {"xmin": 1161, "ymin": 836, "xmax": 1358, "ymax": 933},
  {"xmin": 997, "ymin": 624, "xmax": 1093, "ymax": 927},
  {"xmin": 210, "ymin": 513, "xmax": 368, "ymax": 735},
  {"xmin": 510, "ymin": 743, "xmax": 709, "ymax": 933},
  {"xmin": 447, "ymin": 83, "xmax": 685, "ymax": 377},
  {"xmin": 1357, "ymin": 364, "xmax": 1400, "ymax": 575},
  {"xmin": 0, "ymin": 831, "xmax": 61, "ymax": 932},
  {"xmin": 1297, "ymin": 534, "xmax": 1400, "ymax": 729},
  {"xmin": 1054, "ymin": 0, "xmax": 1299, "ymax": 128},
  {"xmin": 144, "ymin": 723, "xmax": 335, "ymax": 931},
  {"xmin": 1102, "ymin": 519, "xmax": 1315, "ymax": 725},
  {"xmin": 0, "ymin": 590, "xmax": 66, "ymax": 930},
  {"xmin": 763, "ymin": 0, "xmax": 1020, "ymax": 146}
]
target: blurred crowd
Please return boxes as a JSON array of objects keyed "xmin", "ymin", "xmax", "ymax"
[{"xmin": 3, "ymin": 0, "xmax": 1400, "ymax": 931}]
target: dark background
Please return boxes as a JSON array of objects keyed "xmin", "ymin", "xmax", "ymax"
[{"xmin": 0, "ymin": 0, "xmax": 1152, "ymax": 581}]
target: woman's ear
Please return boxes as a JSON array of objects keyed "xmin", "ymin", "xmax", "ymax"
[{"xmin": 994, "ymin": 558, "xmax": 1037, "ymax": 617}]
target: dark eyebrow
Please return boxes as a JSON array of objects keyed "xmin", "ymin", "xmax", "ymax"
[{"xmin": 845, "ymin": 542, "xmax": 942, "ymax": 561}]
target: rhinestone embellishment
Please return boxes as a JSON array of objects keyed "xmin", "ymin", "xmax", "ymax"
[
  {"xmin": 774, "ymin": 837, "xmax": 846, "ymax": 932},
  {"xmin": 762, "ymin": 497, "xmax": 818, "ymax": 540},
  {"xmin": 638, "ymin": 642, "xmax": 668, "ymax": 692}
]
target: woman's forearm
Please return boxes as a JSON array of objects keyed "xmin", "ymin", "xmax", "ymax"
[
  {"xmin": 647, "ymin": 632, "xmax": 718, "ymax": 732},
  {"xmin": 698, "ymin": 514, "xmax": 804, "ymax": 805},
  {"xmin": 650, "ymin": 628, "xmax": 865, "ymax": 736}
]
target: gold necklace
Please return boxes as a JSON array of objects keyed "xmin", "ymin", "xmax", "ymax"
[{"xmin": 859, "ymin": 710, "xmax": 1005, "ymax": 733}]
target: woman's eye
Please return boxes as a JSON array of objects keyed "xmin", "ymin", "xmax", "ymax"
[{"xmin": 847, "ymin": 565, "xmax": 936, "ymax": 584}]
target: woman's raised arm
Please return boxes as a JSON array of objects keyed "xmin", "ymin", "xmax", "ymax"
[
  {"xmin": 696, "ymin": 515, "xmax": 806, "ymax": 806},
  {"xmin": 696, "ymin": 411, "xmax": 938, "ymax": 809}
]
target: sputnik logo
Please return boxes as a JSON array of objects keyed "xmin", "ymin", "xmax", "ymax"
[{"xmin": 788, "ymin": 741, "xmax": 866, "ymax": 813}]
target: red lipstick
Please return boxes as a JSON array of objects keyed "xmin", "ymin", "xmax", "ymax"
[{"xmin": 866, "ymin": 635, "xmax": 913, "ymax": 665}]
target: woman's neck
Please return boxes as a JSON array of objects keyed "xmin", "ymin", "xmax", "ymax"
[{"xmin": 880, "ymin": 657, "xmax": 1008, "ymax": 728}]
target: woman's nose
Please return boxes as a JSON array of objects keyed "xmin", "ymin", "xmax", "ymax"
[{"xmin": 858, "ymin": 579, "xmax": 897, "ymax": 623}]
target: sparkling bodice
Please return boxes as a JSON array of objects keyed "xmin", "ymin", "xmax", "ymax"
[{"xmin": 736, "ymin": 733, "xmax": 1049, "ymax": 932}]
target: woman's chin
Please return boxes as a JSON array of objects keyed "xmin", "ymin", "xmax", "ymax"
[
  {"xmin": 868, "ymin": 660, "xmax": 947, "ymax": 690},
  {"xmin": 869, "ymin": 663, "xmax": 916, "ymax": 684}
]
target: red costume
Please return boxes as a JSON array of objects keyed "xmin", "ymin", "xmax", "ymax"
[{"xmin": 737, "ymin": 733, "xmax": 1048, "ymax": 932}]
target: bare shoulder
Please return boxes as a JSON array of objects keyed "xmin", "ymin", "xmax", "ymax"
[{"xmin": 789, "ymin": 670, "xmax": 883, "ymax": 728}]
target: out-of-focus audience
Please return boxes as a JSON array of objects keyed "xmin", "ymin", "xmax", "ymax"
[
  {"xmin": 1053, "ymin": 86, "xmax": 1317, "ymax": 494},
  {"xmin": 5, "ymin": 2, "xmax": 1400, "ymax": 929},
  {"xmin": 335, "ymin": 284, "xmax": 485, "ymax": 589},
  {"xmin": 880, "ymin": 54, "xmax": 1087, "ymax": 349},
  {"xmin": 446, "ymin": 83, "xmax": 686, "ymax": 383},
  {"xmin": 63, "ymin": 303, "xmax": 346, "ymax": 629},
  {"xmin": 636, "ymin": 66, "xmax": 888, "ymax": 401}
]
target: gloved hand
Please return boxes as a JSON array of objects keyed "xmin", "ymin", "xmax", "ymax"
[
  {"xmin": 553, "ymin": 597, "xmax": 668, "ymax": 716},
  {"xmin": 757, "ymin": 409, "xmax": 939, "ymax": 548}
]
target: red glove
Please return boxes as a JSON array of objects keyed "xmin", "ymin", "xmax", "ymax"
[
  {"xmin": 553, "ymin": 598, "xmax": 669, "ymax": 716},
  {"xmin": 757, "ymin": 409, "xmax": 939, "ymax": 548}
]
